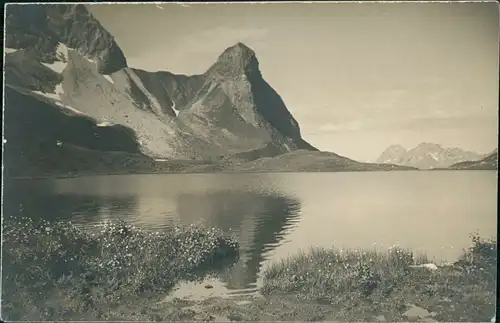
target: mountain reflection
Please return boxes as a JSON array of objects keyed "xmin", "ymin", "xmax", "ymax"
[
  {"xmin": 3, "ymin": 176, "xmax": 302, "ymax": 291},
  {"xmin": 2, "ymin": 179, "xmax": 139, "ymax": 225},
  {"xmin": 176, "ymin": 189, "xmax": 301, "ymax": 290}
]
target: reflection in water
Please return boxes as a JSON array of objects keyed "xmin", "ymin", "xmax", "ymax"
[
  {"xmin": 176, "ymin": 190, "xmax": 301, "ymax": 290},
  {"xmin": 3, "ymin": 179, "xmax": 139, "ymax": 226},
  {"xmin": 3, "ymin": 176, "xmax": 302, "ymax": 293}
]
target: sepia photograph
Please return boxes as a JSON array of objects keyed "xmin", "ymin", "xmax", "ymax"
[{"xmin": 1, "ymin": 1, "xmax": 498, "ymax": 321}]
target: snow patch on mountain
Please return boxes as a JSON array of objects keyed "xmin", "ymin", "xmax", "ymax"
[
  {"xmin": 54, "ymin": 101, "xmax": 86, "ymax": 116},
  {"xmin": 32, "ymin": 89, "xmax": 60, "ymax": 101},
  {"xmin": 32, "ymin": 83, "xmax": 64, "ymax": 101},
  {"xmin": 30, "ymin": 83, "xmax": 86, "ymax": 117},
  {"xmin": 97, "ymin": 121, "xmax": 113, "ymax": 127},
  {"xmin": 41, "ymin": 43, "xmax": 69, "ymax": 73},
  {"xmin": 103, "ymin": 75, "xmax": 114, "ymax": 84},
  {"xmin": 429, "ymin": 152, "xmax": 440, "ymax": 161},
  {"xmin": 4, "ymin": 48, "xmax": 19, "ymax": 54},
  {"xmin": 220, "ymin": 128, "xmax": 239, "ymax": 141},
  {"xmin": 172, "ymin": 100, "xmax": 179, "ymax": 116}
]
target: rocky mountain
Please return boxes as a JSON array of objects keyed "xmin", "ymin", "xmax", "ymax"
[
  {"xmin": 375, "ymin": 144, "xmax": 408, "ymax": 165},
  {"xmin": 4, "ymin": 4, "xmax": 415, "ymax": 178},
  {"xmin": 376, "ymin": 143, "xmax": 486, "ymax": 169},
  {"xmin": 449, "ymin": 149, "xmax": 498, "ymax": 170},
  {"xmin": 4, "ymin": 4, "xmax": 320, "ymax": 178}
]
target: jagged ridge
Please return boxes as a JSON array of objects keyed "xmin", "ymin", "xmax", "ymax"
[
  {"xmin": 5, "ymin": 4, "xmax": 127, "ymax": 74},
  {"xmin": 376, "ymin": 143, "xmax": 486, "ymax": 169}
]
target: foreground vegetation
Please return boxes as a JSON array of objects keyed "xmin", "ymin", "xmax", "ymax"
[
  {"xmin": 261, "ymin": 234, "xmax": 497, "ymax": 322},
  {"xmin": 2, "ymin": 216, "xmax": 496, "ymax": 322},
  {"xmin": 2, "ymin": 217, "xmax": 239, "ymax": 321}
]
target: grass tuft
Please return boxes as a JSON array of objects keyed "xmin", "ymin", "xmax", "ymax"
[
  {"xmin": 262, "ymin": 247, "xmax": 420, "ymax": 299},
  {"xmin": 262, "ymin": 237, "xmax": 497, "ymax": 322}
]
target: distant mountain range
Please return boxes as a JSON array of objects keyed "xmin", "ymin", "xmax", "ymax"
[
  {"xmin": 3, "ymin": 4, "xmax": 419, "ymax": 178},
  {"xmin": 376, "ymin": 143, "xmax": 491, "ymax": 170}
]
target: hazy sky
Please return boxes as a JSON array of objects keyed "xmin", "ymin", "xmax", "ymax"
[{"xmin": 89, "ymin": 2, "xmax": 499, "ymax": 161}]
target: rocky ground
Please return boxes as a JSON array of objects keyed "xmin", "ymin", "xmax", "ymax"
[{"xmin": 97, "ymin": 284, "xmax": 495, "ymax": 322}]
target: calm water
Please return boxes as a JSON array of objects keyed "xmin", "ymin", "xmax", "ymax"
[{"xmin": 3, "ymin": 171, "xmax": 497, "ymax": 298}]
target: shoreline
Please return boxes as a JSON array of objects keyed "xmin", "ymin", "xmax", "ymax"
[
  {"xmin": 131, "ymin": 239, "xmax": 496, "ymax": 322},
  {"xmin": 62, "ymin": 247, "xmax": 498, "ymax": 322},
  {"xmin": 6, "ymin": 167, "xmax": 497, "ymax": 181}
]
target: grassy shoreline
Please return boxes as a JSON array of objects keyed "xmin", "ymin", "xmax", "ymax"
[
  {"xmin": 261, "ymin": 238, "xmax": 497, "ymax": 322},
  {"xmin": 2, "ymin": 217, "xmax": 496, "ymax": 321}
]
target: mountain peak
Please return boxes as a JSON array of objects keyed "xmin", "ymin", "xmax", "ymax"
[
  {"xmin": 211, "ymin": 42, "xmax": 260, "ymax": 76},
  {"xmin": 219, "ymin": 42, "xmax": 255, "ymax": 60},
  {"xmin": 386, "ymin": 144, "xmax": 407, "ymax": 152},
  {"xmin": 376, "ymin": 144, "xmax": 407, "ymax": 164},
  {"xmin": 415, "ymin": 142, "xmax": 442, "ymax": 150}
]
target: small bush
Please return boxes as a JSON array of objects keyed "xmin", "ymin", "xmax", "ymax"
[
  {"xmin": 2, "ymin": 216, "xmax": 239, "ymax": 320},
  {"xmin": 458, "ymin": 232, "xmax": 497, "ymax": 269},
  {"xmin": 261, "ymin": 246, "xmax": 421, "ymax": 301}
]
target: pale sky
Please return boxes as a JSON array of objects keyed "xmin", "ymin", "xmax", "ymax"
[{"xmin": 89, "ymin": 2, "xmax": 499, "ymax": 162}]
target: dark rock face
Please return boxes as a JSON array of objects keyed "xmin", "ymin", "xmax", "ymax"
[
  {"xmin": 4, "ymin": 50, "xmax": 63, "ymax": 92},
  {"xmin": 206, "ymin": 43, "xmax": 302, "ymax": 142},
  {"xmin": 131, "ymin": 69, "xmax": 205, "ymax": 116},
  {"xmin": 5, "ymin": 4, "xmax": 127, "ymax": 74},
  {"xmin": 3, "ymin": 86, "xmax": 148, "ymax": 178},
  {"xmin": 4, "ymin": 86, "xmax": 141, "ymax": 153}
]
